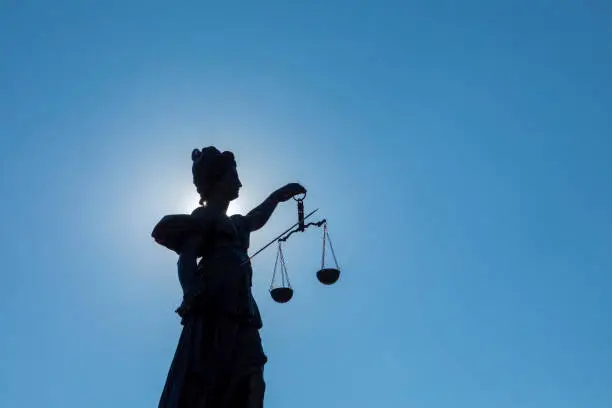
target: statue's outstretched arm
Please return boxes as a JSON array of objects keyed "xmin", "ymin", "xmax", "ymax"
[
  {"xmin": 244, "ymin": 183, "xmax": 306, "ymax": 232},
  {"xmin": 244, "ymin": 193, "xmax": 279, "ymax": 232}
]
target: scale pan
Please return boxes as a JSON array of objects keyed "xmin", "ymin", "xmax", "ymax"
[
  {"xmin": 270, "ymin": 287, "xmax": 293, "ymax": 303},
  {"xmin": 317, "ymin": 268, "xmax": 340, "ymax": 285}
]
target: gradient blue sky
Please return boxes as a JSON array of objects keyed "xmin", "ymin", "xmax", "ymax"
[{"xmin": 1, "ymin": 1, "xmax": 611, "ymax": 407}]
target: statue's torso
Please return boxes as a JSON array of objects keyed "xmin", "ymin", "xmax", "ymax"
[{"xmin": 184, "ymin": 212, "xmax": 262, "ymax": 328}]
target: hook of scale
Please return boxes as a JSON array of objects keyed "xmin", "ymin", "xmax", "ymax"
[{"xmin": 260, "ymin": 192, "xmax": 341, "ymax": 303}]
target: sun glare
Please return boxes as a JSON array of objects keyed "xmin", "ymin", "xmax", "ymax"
[
  {"xmin": 227, "ymin": 200, "xmax": 243, "ymax": 215},
  {"xmin": 178, "ymin": 191, "xmax": 199, "ymax": 214},
  {"xmin": 178, "ymin": 191, "xmax": 244, "ymax": 215}
]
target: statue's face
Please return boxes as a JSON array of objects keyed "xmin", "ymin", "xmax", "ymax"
[{"xmin": 215, "ymin": 165, "xmax": 242, "ymax": 201}]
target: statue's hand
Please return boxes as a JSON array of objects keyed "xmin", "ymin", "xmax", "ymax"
[{"xmin": 274, "ymin": 183, "xmax": 307, "ymax": 202}]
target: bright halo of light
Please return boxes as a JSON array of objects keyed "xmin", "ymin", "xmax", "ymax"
[
  {"xmin": 227, "ymin": 199, "xmax": 244, "ymax": 215},
  {"xmin": 179, "ymin": 190, "xmax": 201, "ymax": 214},
  {"xmin": 178, "ymin": 190, "xmax": 244, "ymax": 215}
]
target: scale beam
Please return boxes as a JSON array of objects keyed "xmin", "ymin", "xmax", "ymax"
[
  {"xmin": 278, "ymin": 219, "xmax": 327, "ymax": 242},
  {"xmin": 241, "ymin": 208, "xmax": 319, "ymax": 265},
  {"xmin": 242, "ymin": 195, "xmax": 341, "ymax": 303}
]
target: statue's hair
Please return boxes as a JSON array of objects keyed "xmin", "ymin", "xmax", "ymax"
[{"xmin": 191, "ymin": 146, "xmax": 236, "ymax": 205}]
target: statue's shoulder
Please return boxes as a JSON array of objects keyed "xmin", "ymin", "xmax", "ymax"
[
  {"xmin": 190, "ymin": 205, "xmax": 216, "ymax": 222},
  {"xmin": 152, "ymin": 207, "xmax": 215, "ymax": 253},
  {"xmin": 228, "ymin": 214, "xmax": 251, "ymax": 248},
  {"xmin": 229, "ymin": 213, "xmax": 245, "ymax": 225}
]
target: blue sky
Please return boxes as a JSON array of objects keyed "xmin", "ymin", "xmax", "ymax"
[{"xmin": 1, "ymin": 1, "xmax": 611, "ymax": 407}]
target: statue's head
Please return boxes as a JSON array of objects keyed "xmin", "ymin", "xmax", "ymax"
[{"xmin": 191, "ymin": 146, "xmax": 241, "ymax": 205}]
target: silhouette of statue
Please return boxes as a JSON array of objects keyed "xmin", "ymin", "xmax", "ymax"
[{"xmin": 152, "ymin": 146, "xmax": 306, "ymax": 408}]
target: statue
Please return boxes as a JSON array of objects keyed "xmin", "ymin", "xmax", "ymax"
[{"xmin": 152, "ymin": 146, "xmax": 306, "ymax": 408}]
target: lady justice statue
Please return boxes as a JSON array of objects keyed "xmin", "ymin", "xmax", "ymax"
[{"xmin": 152, "ymin": 146, "xmax": 306, "ymax": 408}]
